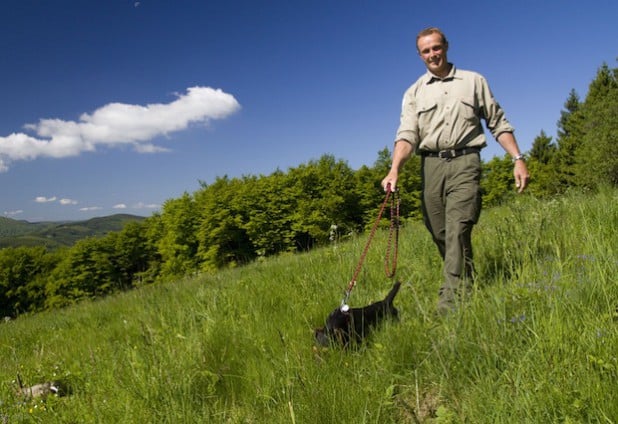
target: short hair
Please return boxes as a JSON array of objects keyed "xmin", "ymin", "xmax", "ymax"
[{"xmin": 416, "ymin": 27, "xmax": 449, "ymax": 53}]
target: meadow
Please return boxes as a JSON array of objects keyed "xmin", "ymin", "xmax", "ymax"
[{"xmin": 1, "ymin": 189, "xmax": 616, "ymax": 423}]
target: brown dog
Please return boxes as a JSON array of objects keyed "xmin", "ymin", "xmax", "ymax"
[{"xmin": 314, "ymin": 281, "xmax": 401, "ymax": 347}]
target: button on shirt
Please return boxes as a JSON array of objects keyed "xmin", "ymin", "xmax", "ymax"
[{"xmin": 395, "ymin": 64, "xmax": 515, "ymax": 152}]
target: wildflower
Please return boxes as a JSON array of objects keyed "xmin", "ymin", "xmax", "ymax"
[
  {"xmin": 576, "ymin": 254, "xmax": 596, "ymax": 262},
  {"xmin": 509, "ymin": 314, "xmax": 526, "ymax": 323}
]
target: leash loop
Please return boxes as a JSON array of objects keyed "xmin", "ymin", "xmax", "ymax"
[{"xmin": 384, "ymin": 187, "xmax": 400, "ymax": 278}]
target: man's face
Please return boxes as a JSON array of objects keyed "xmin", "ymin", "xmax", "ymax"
[{"xmin": 417, "ymin": 33, "xmax": 449, "ymax": 77}]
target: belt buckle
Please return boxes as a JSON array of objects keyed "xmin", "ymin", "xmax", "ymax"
[{"xmin": 438, "ymin": 149, "xmax": 454, "ymax": 160}]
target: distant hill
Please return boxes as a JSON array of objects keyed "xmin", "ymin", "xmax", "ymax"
[{"xmin": 0, "ymin": 214, "xmax": 146, "ymax": 249}]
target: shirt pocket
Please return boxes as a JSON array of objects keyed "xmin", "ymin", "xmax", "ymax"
[
  {"xmin": 416, "ymin": 99, "xmax": 437, "ymax": 139},
  {"xmin": 458, "ymin": 97, "xmax": 479, "ymax": 122}
]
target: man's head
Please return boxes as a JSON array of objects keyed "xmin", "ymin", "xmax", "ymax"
[{"xmin": 416, "ymin": 27, "xmax": 450, "ymax": 78}]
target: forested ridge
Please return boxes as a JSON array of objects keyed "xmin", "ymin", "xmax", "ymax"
[
  {"xmin": 0, "ymin": 214, "xmax": 144, "ymax": 249},
  {"xmin": 1, "ymin": 63, "xmax": 616, "ymax": 319}
]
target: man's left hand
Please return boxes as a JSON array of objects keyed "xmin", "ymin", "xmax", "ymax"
[{"xmin": 514, "ymin": 160, "xmax": 530, "ymax": 193}]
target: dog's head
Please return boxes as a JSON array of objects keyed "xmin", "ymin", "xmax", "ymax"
[
  {"xmin": 314, "ymin": 306, "xmax": 352, "ymax": 347},
  {"xmin": 313, "ymin": 326, "xmax": 330, "ymax": 346}
]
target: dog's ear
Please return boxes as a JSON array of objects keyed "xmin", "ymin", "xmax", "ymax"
[{"xmin": 314, "ymin": 327, "xmax": 329, "ymax": 347}]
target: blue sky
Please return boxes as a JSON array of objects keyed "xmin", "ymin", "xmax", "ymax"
[{"xmin": 1, "ymin": 0, "xmax": 616, "ymax": 222}]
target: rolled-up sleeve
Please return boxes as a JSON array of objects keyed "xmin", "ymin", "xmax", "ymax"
[
  {"xmin": 477, "ymin": 74, "xmax": 515, "ymax": 138},
  {"xmin": 395, "ymin": 88, "xmax": 420, "ymax": 149}
]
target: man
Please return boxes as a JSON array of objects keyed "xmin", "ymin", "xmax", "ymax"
[{"xmin": 381, "ymin": 27, "xmax": 530, "ymax": 314}]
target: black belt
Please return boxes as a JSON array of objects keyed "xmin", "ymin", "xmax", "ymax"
[{"xmin": 420, "ymin": 146, "xmax": 481, "ymax": 159}]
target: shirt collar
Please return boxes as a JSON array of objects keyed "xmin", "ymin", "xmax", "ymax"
[{"xmin": 424, "ymin": 63, "xmax": 457, "ymax": 84}]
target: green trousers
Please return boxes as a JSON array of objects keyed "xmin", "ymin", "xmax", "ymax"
[{"xmin": 421, "ymin": 153, "xmax": 482, "ymax": 303}]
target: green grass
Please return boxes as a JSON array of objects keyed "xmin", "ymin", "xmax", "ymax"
[{"xmin": 1, "ymin": 189, "xmax": 617, "ymax": 423}]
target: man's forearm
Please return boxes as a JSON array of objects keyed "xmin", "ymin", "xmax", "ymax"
[
  {"xmin": 496, "ymin": 132, "xmax": 523, "ymax": 159},
  {"xmin": 391, "ymin": 140, "xmax": 414, "ymax": 171},
  {"xmin": 382, "ymin": 140, "xmax": 414, "ymax": 191},
  {"xmin": 496, "ymin": 132, "xmax": 530, "ymax": 192}
]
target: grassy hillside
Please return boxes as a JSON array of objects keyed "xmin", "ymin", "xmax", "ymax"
[
  {"xmin": 0, "ymin": 189, "xmax": 616, "ymax": 422},
  {"xmin": 0, "ymin": 214, "xmax": 145, "ymax": 249}
]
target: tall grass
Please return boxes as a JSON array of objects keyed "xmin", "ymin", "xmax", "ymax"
[{"xmin": 1, "ymin": 189, "xmax": 616, "ymax": 423}]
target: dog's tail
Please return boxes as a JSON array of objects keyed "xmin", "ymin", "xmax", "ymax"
[{"xmin": 384, "ymin": 281, "xmax": 402, "ymax": 305}]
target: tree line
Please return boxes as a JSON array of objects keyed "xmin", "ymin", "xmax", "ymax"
[{"xmin": 1, "ymin": 63, "xmax": 616, "ymax": 318}]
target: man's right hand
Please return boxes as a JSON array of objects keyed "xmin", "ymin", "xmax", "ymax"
[
  {"xmin": 381, "ymin": 171, "xmax": 398, "ymax": 192},
  {"xmin": 382, "ymin": 139, "xmax": 414, "ymax": 192}
]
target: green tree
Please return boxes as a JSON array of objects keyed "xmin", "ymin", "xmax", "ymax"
[
  {"xmin": 195, "ymin": 176, "xmax": 255, "ymax": 271},
  {"xmin": 395, "ymin": 154, "xmax": 423, "ymax": 221},
  {"xmin": 527, "ymin": 130, "xmax": 559, "ymax": 197},
  {"xmin": 0, "ymin": 246, "xmax": 59, "ymax": 316},
  {"xmin": 113, "ymin": 221, "xmax": 159, "ymax": 287},
  {"xmin": 481, "ymin": 155, "xmax": 516, "ymax": 207},
  {"xmin": 529, "ymin": 130, "xmax": 556, "ymax": 165},
  {"xmin": 45, "ymin": 237, "xmax": 120, "ymax": 309},
  {"xmin": 574, "ymin": 63, "xmax": 618, "ymax": 188},
  {"xmin": 241, "ymin": 171, "xmax": 296, "ymax": 257},
  {"xmin": 135, "ymin": 213, "xmax": 165, "ymax": 282},
  {"xmin": 285, "ymin": 155, "xmax": 362, "ymax": 250},
  {"xmin": 354, "ymin": 148, "xmax": 391, "ymax": 227},
  {"xmin": 157, "ymin": 192, "xmax": 201, "ymax": 278},
  {"xmin": 557, "ymin": 89, "xmax": 581, "ymax": 140},
  {"xmin": 552, "ymin": 89, "xmax": 584, "ymax": 190}
]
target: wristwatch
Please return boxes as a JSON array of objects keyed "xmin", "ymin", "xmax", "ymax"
[{"xmin": 512, "ymin": 154, "xmax": 525, "ymax": 162}]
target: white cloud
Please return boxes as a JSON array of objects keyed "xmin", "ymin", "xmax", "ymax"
[
  {"xmin": 134, "ymin": 143, "xmax": 171, "ymax": 154},
  {"xmin": 0, "ymin": 86, "xmax": 240, "ymax": 172},
  {"xmin": 35, "ymin": 196, "xmax": 57, "ymax": 203},
  {"xmin": 114, "ymin": 202, "xmax": 160, "ymax": 210},
  {"xmin": 4, "ymin": 210, "xmax": 23, "ymax": 217},
  {"xmin": 133, "ymin": 202, "xmax": 159, "ymax": 209},
  {"xmin": 34, "ymin": 196, "xmax": 78, "ymax": 206},
  {"xmin": 79, "ymin": 206, "xmax": 102, "ymax": 212}
]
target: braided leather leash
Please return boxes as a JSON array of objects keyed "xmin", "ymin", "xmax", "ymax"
[{"xmin": 341, "ymin": 185, "xmax": 400, "ymax": 308}]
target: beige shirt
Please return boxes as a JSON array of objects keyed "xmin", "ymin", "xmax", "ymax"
[{"xmin": 396, "ymin": 64, "xmax": 515, "ymax": 152}]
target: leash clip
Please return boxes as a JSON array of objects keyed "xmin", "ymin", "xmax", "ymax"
[{"xmin": 341, "ymin": 281, "xmax": 355, "ymax": 310}]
